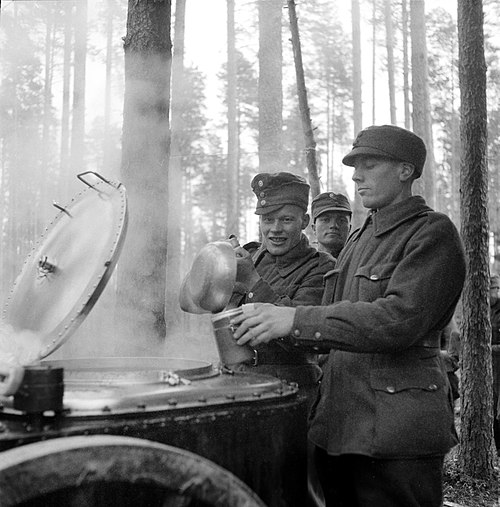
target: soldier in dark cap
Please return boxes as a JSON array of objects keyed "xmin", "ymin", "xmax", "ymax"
[
  {"xmin": 228, "ymin": 171, "xmax": 335, "ymax": 390},
  {"xmin": 228, "ymin": 171, "xmax": 334, "ymax": 507},
  {"xmin": 232, "ymin": 125, "xmax": 466, "ymax": 507},
  {"xmin": 311, "ymin": 192, "xmax": 352, "ymax": 258}
]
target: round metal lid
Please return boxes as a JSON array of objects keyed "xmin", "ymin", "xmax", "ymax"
[{"xmin": 2, "ymin": 172, "xmax": 128, "ymax": 364}]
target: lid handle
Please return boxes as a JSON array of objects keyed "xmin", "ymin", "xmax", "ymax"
[{"xmin": 77, "ymin": 171, "xmax": 122, "ymax": 191}]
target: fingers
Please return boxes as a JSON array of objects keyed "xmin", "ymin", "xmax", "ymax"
[
  {"xmin": 230, "ymin": 303, "xmax": 276, "ymax": 346},
  {"xmin": 235, "ymin": 321, "xmax": 270, "ymax": 348},
  {"xmin": 234, "ymin": 246, "xmax": 249, "ymax": 258}
]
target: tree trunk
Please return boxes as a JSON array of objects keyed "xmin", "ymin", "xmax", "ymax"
[
  {"xmin": 103, "ymin": 0, "xmax": 114, "ymax": 171},
  {"xmin": 59, "ymin": 1, "xmax": 72, "ymax": 200},
  {"xmin": 402, "ymin": 0, "xmax": 411, "ymax": 129},
  {"xmin": 410, "ymin": 0, "xmax": 435, "ymax": 208},
  {"xmin": 41, "ymin": 3, "xmax": 54, "ymax": 231},
  {"xmin": 258, "ymin": 0, "xmax": 283, "ymax": 174},
  {"xmin": 70, "ymin": 0, "xmax": 87, "ymax": 176},
  {"xmin": 164, "ymin": 0, "xmax": 187, "ymax": 331},
  {"xmin": 287, "ymin": 0, "xmax": 320, "ymax": 196},
  {"xmin": 384, "ymin": 0, "xmax": 396, "ymax": 124},
  {"xmin": 457, "ymin": 0, "xmax": 496, "ymax": 480},
  {"xmin": 119, "ymin": 0, "xmax": 172, "ymax": 351},
  {"xmin": 371, "ymin": 0, "xmax": 376, "ymax": 124},
  {"xmin": 351, "ymin": 0, "xmax": 365, "ymax": 229},
  {"xmin": 226, "ymin": 0, "xmax": 239, "ymax": 236}
]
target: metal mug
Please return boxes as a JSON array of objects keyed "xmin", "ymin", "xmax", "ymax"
[{"xmin": 211, "ymin": 306, "xmax": 256, "ymax": 366}]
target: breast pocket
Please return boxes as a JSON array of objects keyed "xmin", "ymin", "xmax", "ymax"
[{"xmin": 354, "ymin": 262, "xmax": 397, "ymax": 301}]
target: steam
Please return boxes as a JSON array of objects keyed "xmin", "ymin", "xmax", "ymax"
[{"xmin": 0, "ymin": 321, "xmax": 43, "ymax": 367}]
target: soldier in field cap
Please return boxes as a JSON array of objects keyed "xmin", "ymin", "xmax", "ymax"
[
  {"xmin": 311, "ymin": 192, "xmax": 352, "ymax": 258},
  {"xmin": 228, "ymin": 170, "xmax": 335, "ymax": 507},
  {"xmin": 231, "ymin": 126, "xmax": 466, "ymax": 506},
  {"xmin": 226, "ymin": 170, "xmax": 334, "ymax": 385}
]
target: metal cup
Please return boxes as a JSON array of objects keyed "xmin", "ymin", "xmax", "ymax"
[{"xmin": 211, "ymin": 307, "xmax": 255, "ymax": 366}]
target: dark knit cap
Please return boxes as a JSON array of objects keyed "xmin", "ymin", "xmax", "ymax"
[
  {"xmin": 311, "ymin": 192, "xmax": 352, "ymax": 222},
  {"xmin": 251, "ymin": 172, "xmax": 310, "ymax": 215},
  {"xmin": 342, "ymin": 125, "xmax": 427, "ymax": 177}
]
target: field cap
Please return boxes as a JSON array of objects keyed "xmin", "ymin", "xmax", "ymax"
[
  {"xmin": 342, "ymin": 125, "xmax": 427, "ymax": 177},
  {"xmin": 311, "ymin": 192, "xmax": 352, "ymax": 222},
  {"xmin": 251, "ymin": 172, "xmax": 310, "ymax": 215}
]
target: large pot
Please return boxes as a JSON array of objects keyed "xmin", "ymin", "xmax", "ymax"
[{"xmin": 0, "ymin": 173, "xmax": 308, "ymax": 507}]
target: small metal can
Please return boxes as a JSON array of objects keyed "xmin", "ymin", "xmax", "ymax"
[{"xmin": 211, "ymin": 307, "xmax": 255, "ymax": 366}]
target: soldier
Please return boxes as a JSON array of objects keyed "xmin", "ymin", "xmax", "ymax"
[
  {"xmin": 232, "ymin": 125, "xmax": 466, "ymax": 507},
  {"xmin": 311, "ymin": 192, "xmax": 352, "ymax": 259},
  {"xmin": 228, "ymin": 172, "xmax": 335, "ymax": 391}
]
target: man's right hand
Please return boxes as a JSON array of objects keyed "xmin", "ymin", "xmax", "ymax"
[{"xmin": 233, "ymin": 246, "xmax": 260, "ymax": 292}]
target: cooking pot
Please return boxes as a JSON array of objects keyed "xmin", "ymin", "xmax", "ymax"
[{"xmin": 0, "ymin": 172, "xmax": 309, "ymax": 507}]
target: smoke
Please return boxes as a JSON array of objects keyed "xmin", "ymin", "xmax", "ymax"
[{"xmin": 0, "ymin": 321, "xmax": 42, "ymax": 367}]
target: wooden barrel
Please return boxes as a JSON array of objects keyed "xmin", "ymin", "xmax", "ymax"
[{"xmin": 0, "ymin": 435, "xmax": 266, "ymax": 507}]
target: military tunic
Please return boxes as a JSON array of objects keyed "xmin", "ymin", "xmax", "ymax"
[
  {"xmin": 233, "ymin": 234, "xmax": 335, "ymax": 387},
  {"xmin": 285, "ymin": 196, "xmax": 466, "ymax": 458}
]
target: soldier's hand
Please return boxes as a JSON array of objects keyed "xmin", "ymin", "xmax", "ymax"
[
  {"xmin": 231, "ymin": 303, "xmax": 296, "ymax": 347},
  {"xmin": 233, "ymin": 247, "xmax": 260, "ymax": 291}
]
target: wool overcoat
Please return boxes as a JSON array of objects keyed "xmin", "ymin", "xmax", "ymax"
[{"xmin": 289, "ymin": 196, "xmax": 466, "ymax": 458}]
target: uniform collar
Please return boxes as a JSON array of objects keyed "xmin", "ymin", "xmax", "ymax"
[
  {"xmin": 370, "ymin": 196, "xmax": 432, "ymax": 236},
  {"xmin": 254, "ymin": 234, "xmax": 316, "ymax": 276}
]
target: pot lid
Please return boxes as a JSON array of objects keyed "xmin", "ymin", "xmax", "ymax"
[{"xmin": 1, "ymin": 172, "xmax": 128, "ymax": 364}]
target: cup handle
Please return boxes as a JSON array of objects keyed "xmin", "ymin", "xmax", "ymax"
[{"xmin": 0, "ymin": 363, "xmax": 24, "ymax": 396}]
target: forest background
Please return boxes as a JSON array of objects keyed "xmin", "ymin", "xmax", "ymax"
[
  {"xmin": 1, "ymin": 0, "xmax": 500, "ymax": 500},
  {"xmin": 0, "ymin": 0, "xmax": 498, "ymax": 374}
]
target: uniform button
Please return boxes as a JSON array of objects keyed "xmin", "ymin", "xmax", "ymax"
[
  {"xmin": 386, "ymin": 386, "xmax": 396, "ymax": 393},
  {"xmin": 260, "ymin": 192, "xmax": 265, "ymax": 197},
  {"xmin": 314, "ymin": 331, "xmax": 321, "ymax": 340},
  {"xmin": 370, "ymin": 274, "xmax": 379, "ymax": 280},
  {"xmin": 428, "ymin": 384, "xmax": 438, "ymax": 391},
  {"xmin": 261, "ymin": 199, "xmax": 266, "ymax": 205},
  {"xmin": 313, "ymin": 346, "xmax": 320, "ymax": 351},
  {"xmin": 293, "ymin": 329, "xmax": 301, "ymax": 337},
  {"xmin": 247, "ymin": 292, "xmax": 254, "ymax": 299}
]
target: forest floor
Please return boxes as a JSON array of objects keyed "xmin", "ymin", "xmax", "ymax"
[
  {"xmin": 442, "ymin": 406, "xmax": 500, "ymax": 507},
  {"xmin": 443, "ymin": 450, "xmax": 499, "ymax": 506}
]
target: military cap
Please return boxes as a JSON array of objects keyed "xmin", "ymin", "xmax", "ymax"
[
  {"xmin": 251, "ymin": 172, "xmax": 310, "ymax": 215},
  {"xmin": 342, "ymin": 125, "xmax": 427, "ymax": 177},
  {"xmin": 311, "ymin": 192, "xmax": 352, "ymax": 222}
]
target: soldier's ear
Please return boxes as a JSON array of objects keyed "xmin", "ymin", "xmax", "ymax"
[
  {"xmin": 302, "ymin": 213, "xmax": 310, "ymax": 230},
  {"xmin": 399, "ymin": 163, "xmax": 416, "ymax": 182}
]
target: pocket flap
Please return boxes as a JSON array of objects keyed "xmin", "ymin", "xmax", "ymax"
[
  {"xmin": 355, "ymin": 262, "xmax": 398, "ymax": 281},
  {"xmin": 370, "ymin": 368, "xmax": 445, "ymax": 394}
]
